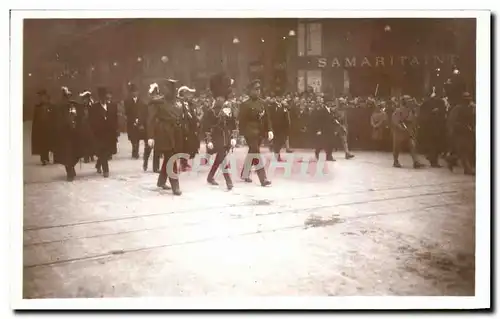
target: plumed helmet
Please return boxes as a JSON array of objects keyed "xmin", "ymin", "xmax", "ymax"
[{"xmin": 209, "ymin": 73, "xmax": 233, "ymax": 99}]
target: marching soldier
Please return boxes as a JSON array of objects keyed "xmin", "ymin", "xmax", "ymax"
[
  {"xmin": 204, "ymin": 73, "xmax": 237, "ymax": 190},
  {"xmin": 31, "ymin": 89, "xmax": 56, "ymax": 165},
  {"xmin": 391, "ymin": 95, "xmax": 424, "ymax": 169},
  {"xmin": 53, "ymin": 86, "xmax": 84, "ymax": 181},
  {"xmin": 177, "ymin": 86, "xmax": 200, "ymax": 171},
  {"xmin": 446, "ymin": 92, "xmax": 475, "ymax": 175},
  {"xmin": 418, "ymin": 89, "xmax": 447, "ymax": 167},
  {"xmin": 78, "ymin": 90, "xmax": 96, "ymax": 163},
  {"xmin": 238, "ymin": 79, "xmax": 273, "ymax": 186},
  {"xmin": 267, "ymin": 94, "xmax": 290, "ymax": 162},
  {"xmin": 370, "ymin": 100, "xmax": 390, "ymax": 151},
  {"xmin": 147, "ymin": 79, "xmax": 184, "ymax": 195},
  {"xmin": 89, "ymin": 87, "xmax": 118, "ymax": 178},
  {"xmin": 312, "ymin": 98, "xmax": 337, "ymax": 161},
  {"xmin": 336, "ymin": 98, "xmax": 355, "ymax": 159}
]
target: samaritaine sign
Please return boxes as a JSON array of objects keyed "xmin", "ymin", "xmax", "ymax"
[{"xmin": 315, "ymin": 54, "xmax": 459, "ymax": 68}]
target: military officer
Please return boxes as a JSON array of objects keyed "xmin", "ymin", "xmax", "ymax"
[
  {"xmin": 177, "ymin": 86, "xmax": 200, "ymax": 171},
  {"xmin": 238, "ymin": 79, "xmax": 272, "ymax": 186},
  {"xmin": 336, "ymin": 98, "xmax": 355, "ymax": 159},
  {"xmin": 391, "ymin": 95, "xmax": 424, "ymax": 168},
  {"xmin": 204, "ymin": 73, "xmax": 237, "ymax": 190},
  {"xmin": 147, "ymin": 79, "xmax": 184, "ymax": 195},
  {"xmin": 52, "ymin": 86, "xmax": 84, "ymax": 181}
]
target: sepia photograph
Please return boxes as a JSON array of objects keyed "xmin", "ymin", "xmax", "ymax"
[{"xmin": 10, "ymin": 9, "xmax": 490, "ymax": 309}]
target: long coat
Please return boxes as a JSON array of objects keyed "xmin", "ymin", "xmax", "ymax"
[
  {"xmin": 31, "ymin": 102, "xmax": 56, "ymax": 155},
  {"xmin": 147, "ymin": 96, "xmax": 184, "ymax": 153},
  {"xmin": 79, "ymin": 101, "xmax": 97, "ymax": 158},
  {"xmin": 238, "ymin": 98, "xmax": 273, "ymax": 142},
  {"xmin": 418, "ymin": 97, "xmax": 447, "ymax": 154},
  {"xmin": 267, "ymin": 100, "xmax": 290, "ymax": 138},
  {"xmin": 204, "ymin": 102, "xmax": 237, "ymax": 152},
  {"xmin": 89, "ymin": 101, "xmax": 119, "ymax": 156},
  {"xmin": 124, "ymin": 96, "xmax": 147, "ymax": 142},
  {"xmin": 179, "ymin": 100, "xmax": 200, "ymax": 156},
  {"xmin": 53, "ymin": 100, "xmax": 84, "ymax": 166}
]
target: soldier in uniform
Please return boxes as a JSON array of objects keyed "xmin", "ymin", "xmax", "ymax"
[
  {"xmin": 336, "ymin": 98, "xmax": 355, "ymax": 159},
  {"xmin": 418, "ymin": 89, "xmax": 447, "ymax": 167},
  {"xmin": 312, "ymin": 97, "xmax": 337, "ymax": 161},
  {"xmin": 177, "ymin": 86, "xmax": 200, "ymax": 171},
  {"xmin": 53, "ymin": 86, "xmax": 84, "ymax": 181},
  {"xmin": 89, "ymin": 87, "xmax": 119, "ymax": 178},
  {"xmin": 204, "ymin": 73, "xmax": 237, "ymax": 190},
  {"xmin": 446, "ymin": 92, "xmax": 475, "ymax": 175},
  {"xmin": 391, "ymin": 95, "xmax": 424, "ymax": 168},
  {"xmin": 147, "ymin": 79, "xmax": 184, "ymax": 195},
  {"xmin": 78, "ymin": 90, "xmax": 96, "ymax": 163},
  {"xmin": 370, "ymin": 100, "xmax": 390, "ymax": 151},
  {"xmin": 267, "ymin": 93, "xmax": 290, "ymax": 162},
  {"xmin": 238, "ymin": 79, "xmax": 273, "ymax": 186},
  {"xmin": 31, "ymin": 89, "xmax": 55, "ymax": 165}
]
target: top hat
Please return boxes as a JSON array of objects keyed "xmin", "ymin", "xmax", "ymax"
[{"xmin": 210, "ymin": 73, "xmax": 232, "ymax": 98}]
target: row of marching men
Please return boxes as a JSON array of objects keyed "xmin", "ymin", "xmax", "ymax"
[
  {"xmin": 31, "ymin": 73, "xmax": 278, "ymax": 195},
  {"xmin": 32, "ymin": 86, "xmax": 119, "ymax": 180}
]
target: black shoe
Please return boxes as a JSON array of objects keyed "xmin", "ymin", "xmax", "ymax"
[
  {"xmin": 97, "ymin": 168, "xmax": 102, "ymax": 174},
  {"xmin": 326, "ymin": 157, "xmax": 336, "ymax": 162},
  {"xmin": 103, "ymin": 171, "xmax": 109, "ymax": 178},
  {"xmin": 169, "ymin": 178, "xmax": 182, "ymax": 196},
  {"xmin": 226, "ymin": 182, "xmax": 234, "ymax": 190},
  {"xmin": 413, "ymin": 162, "xmax": 424, "ymax": 169},
  {"xmin": 143, "ymin": 162, "xmax": 148, "ymax": 172},
  {"xmin": 158, "ymin": 184, "xmax": 171, "ymax": 190},
  {"xmin": 345, "ymin": 153, "xmax": 355, "ymax": 160},
  {"xmin": 66, "ymin": 175, "xmax": 74, "ymax": 182},
  {"xmin": 153, "ymin": 168, "xmax": 159, "ymax": 173},
  {"xmin": 261, "ymin": 180, "xmax": 272, "ymax": 187},
  {"xmin": 393, "ymin": 161, "xmax": 402, "ymax": 168},
  {"xmin": 242, "ymin": 177, "xmax": 252, "ymax": 183},
  {"xmin": 207, "ymin": 178, "xmax": 219, "ymax": 186}
]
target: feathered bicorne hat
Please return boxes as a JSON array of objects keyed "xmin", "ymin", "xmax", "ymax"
[
  {"xmin": 209, "ymin": 73, "xmax": 233, "ymax": 99},
  {"xmin": 177, "ymin": 86, "xmax": 196, "ymax": 98},
  {"xmin": 149, "ymin": 79, "xmax": 178, "ymax": 99},
  {"xmin": 61, "ymin": 86, "xmax": 71, "ymax": 97},
  {"xmin": 79, "ymin": 90, "xmax": 92, "ymax": 98}
]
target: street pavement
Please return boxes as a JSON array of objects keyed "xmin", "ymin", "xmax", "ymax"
[{"xmin": 23, "ymin": 123, "xmax": 476, "ymax": 298}]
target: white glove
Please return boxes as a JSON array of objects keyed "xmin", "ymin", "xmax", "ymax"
[
  {"xmin": 316, "ymin": 131, "xmax": 322, "ymax": 135},
  {"xmin": 230, "ymin": 138, "xmax": 236, "ymax": 147},
  {"xmin": 148, "ymin": 139, "xmax": 154, "ymax": 147},
  {"xmin": 268, "ymin": 131, "xmax": 274, "ymax": 141},
  {"xmin": 207, "ymin": 142, "xmax": 214, "ymax": 150}
]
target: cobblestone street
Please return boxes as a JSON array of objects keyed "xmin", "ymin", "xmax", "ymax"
[{"xmin": 23, "ymin": 125, "xmax": 476, "ymax": 298}]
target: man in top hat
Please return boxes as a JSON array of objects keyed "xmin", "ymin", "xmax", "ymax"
[
  {"xmin": 31, "ymin": 89, "xmax": 56, "ymax": 165},
  {"xmin": 391, "ymin": 95, "xmax": 424, "ymax": 169},
  {"xmin": 147, "ymin": 79, "xmax": 184, "ymax": 195},
  {"xmin": 204, "ymin": 73, "xmax": 237, "ymax": 190},
  {"xmin": 52, "ymin": 86, "xmax": 85, "ymax": 181},
  {"xmin": 445, "ymin": 92, "xmax": 475, "ymax": 175},
  {"xmin": 78, "ymin": 90, "xmax": 96, "ymax": 163},
  {"xmin": 311, "ymin": 96, "xmax": 339, "ymax": 161},
  {"xmin": 238, "ymin": 79, "xmax": 272, "ymax": 186},
  {"xmin": 418, "ymin": 88, "xmax": 447, "ymax": 167},
  {"xmin": 124, "ymin": 83, "xmax": 143, "ymax": 159},
  {"xmin": 177, "ymin": 85, "xmax": 200, "ymax": 171},
  {"xmin": 89, "ymin": 87, "xmax": 118, "ymax": 178}
]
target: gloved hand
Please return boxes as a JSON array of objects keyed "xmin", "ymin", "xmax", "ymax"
[
  {"xmin": 230, "ymin": 139, "xmax": 236, "ymax": 147},
  {"xmin": 148, "ymin": 139, "xmax": 154, "ymax": 147},
  {"xmin": 316, "ymin": 131, "xmax": 322, "ymax": 135},
  {"xmin": 268, "ymin": 131, "xmax": 274, "ymax": 141},
  {"xmin": 207, "ymin": 142, "xmax": 214, "ymax": 150}
]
